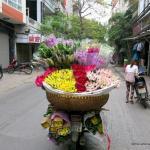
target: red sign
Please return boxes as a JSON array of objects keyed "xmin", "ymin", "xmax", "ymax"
[{"xmin": 28, "ymin": 34, "xmax": 41, "ymax": 43}]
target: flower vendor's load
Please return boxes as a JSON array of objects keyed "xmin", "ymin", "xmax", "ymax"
[
  {"xmin": 35, "ymin": 35, "xmax": 119, "ymax": 111},
  {"xmin": 41, "ymin": 104, "xmax": 110, "ymax": 148}
]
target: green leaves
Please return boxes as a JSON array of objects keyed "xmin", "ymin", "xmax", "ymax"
[
  {"xmin": 108, "ymin": 11, "xmax": 133, "ymax": 51},
  {"xmin": 40, "ymin": 12, "xmax": 106, "ymax": 41},
  {"xmin": 40, "ymin": 12, "xmax": 68, "ymax": 37},
  {"xmin": 38, "ymin": 43, "xmax": 52, "ymax": 58}
]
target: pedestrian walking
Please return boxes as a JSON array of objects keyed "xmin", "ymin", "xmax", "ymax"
[{"xmin": 125, "ymin": 60, "xmax": 138, "ymax": 104}]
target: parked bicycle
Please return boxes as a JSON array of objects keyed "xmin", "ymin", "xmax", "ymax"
[
  {"xmin": 0, "ymin": 64, "xmax": 3, "ymax": 79},
  {"xmin": 7, "ymin": 59, "xmax": 33, "ymax": 75}
]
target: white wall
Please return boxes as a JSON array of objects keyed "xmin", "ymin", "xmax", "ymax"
[
  {"xmin": 0, "ymin": 32, "xmax": 9, "ymax": 68},
  {"xmin": 22, "ymin": 0, "xmax": 26, "ymax": 23},
  {"xmin": 138, "ymin": 0, "xmax": 145, "ymax": 15},
  {"xmin": 37, "ymin": 0, "xmax": 42, "ymax": 23}
]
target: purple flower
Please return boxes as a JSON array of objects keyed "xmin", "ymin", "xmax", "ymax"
[
  {"xmin": 45, "ymin": 35, "xmax": 58, "ymax": 47},
  {"xmin": 74, "ymin": 49, "xmax": 107, "ymax": 69},
  {"xmin": 63, "ymin": 39, "xmax": 74, "ymax": 46}
]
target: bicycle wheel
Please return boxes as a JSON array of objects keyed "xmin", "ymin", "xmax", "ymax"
[{"xmin": 22, "ymin": 66, "xmax": 33, "ymax": 74}]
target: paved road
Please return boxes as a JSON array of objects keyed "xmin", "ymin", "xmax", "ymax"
[{"xmin": 0, "ymin": 70, "xmax": 150, "ymax": 150}]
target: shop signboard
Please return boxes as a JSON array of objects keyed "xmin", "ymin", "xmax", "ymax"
[{"xmin": 28, "ymin": 34, "xmax": 41, "ymax": 43}]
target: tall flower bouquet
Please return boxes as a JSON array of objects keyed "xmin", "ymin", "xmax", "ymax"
[{"xmin": 38, "ymin": 35, "xmax": 76, "ymax": 69}]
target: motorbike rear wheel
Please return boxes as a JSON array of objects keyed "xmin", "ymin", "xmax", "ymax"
[
  {"xmin": 22, "ymin": 66, "xmax": 33, "ymax": 74},
  {"xmin": 7, "ymin": 67, "xmax": 15, "ymax": 74}
]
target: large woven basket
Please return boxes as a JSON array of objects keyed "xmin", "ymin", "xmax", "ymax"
[{"xmin": 43, "ymin": 82, "xmax": 115, "ymax": 111}]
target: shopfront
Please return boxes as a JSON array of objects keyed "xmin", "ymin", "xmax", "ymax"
[{"xmin": 16, "ymin": 33, "xmax": 41, "ymax": 63}]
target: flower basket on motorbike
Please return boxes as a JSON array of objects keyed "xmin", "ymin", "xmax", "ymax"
[{"xmin": 43, "ymin": 82, "xmax": 115, "ymax": 111}]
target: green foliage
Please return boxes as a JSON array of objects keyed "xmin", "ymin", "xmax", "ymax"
[
  {"xmin": 108, "ymin": 11, "xmax": 133, "ymax": 51},
  {"xmin": 38, "ymin": 43, "xmax": 52, "ymax": 58},
  {"xmin": 82, "ymin": 18, "xmax": 106, "ymax": 42},
  {"xmin": 40, "ymin": 13, "xmax": 106, "ymax": 41},
  {"xmin": 67, "ymin": 15, "xmax": 106, "ymax": 41},
  {"xmin": 40, "ymin": 12, "xmax": 68, "ymax": 37}
]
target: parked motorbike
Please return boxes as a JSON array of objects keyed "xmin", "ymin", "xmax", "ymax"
[
  {"xmin": 7, "ymin": 59, "xmax": 33, "ymax": 75},
  {"xmin": 135, "ymin": 74, "xmax": 149, "ymax": 108},
  {"xmin": 0, "ymin": 64, "xmax": 3, "ymax": 79}
]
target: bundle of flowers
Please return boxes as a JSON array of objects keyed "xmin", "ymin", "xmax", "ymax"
[
  {"xmin": 74, "ymin": 47, "xmax": 107, "ymax": 69},
  {"xmin": 41, "ymin": 105, "xmax": 71, "ymax": 144},
  {"xmin": 38, "ymin": 34, "xmax": 77, "ymax": 68},
  {"xmin": 84, "ymin": 112, "xmax": 104, "ymax": 135}
]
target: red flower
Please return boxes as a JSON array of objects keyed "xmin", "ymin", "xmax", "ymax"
[
  {"xmin": 73, "ymin": 70, "xmax": 86, "ymax": 78},
  {"xmin": 35, "ymin": 75, "xmax": 45, "ymax": 87},
  {"xmin": 75, "ymin": 83, "xmax": 86, "ymax": 92},
  {"xmin": 75, "ymin": 76, "xmax": 88, "ymax": 85},
  {"xmin": 44, "ymin": 67, "xmax": 56, "ymax": 77},
  {"xmin": 35, "ymin": 67, "xmax": 56, "ymax": 87},
  {"xmin": 87, "ymin": 47, "xmax": 100, "ymax": 53},
  {"xmin": 72, "ymin": 64, "xmax": 85, "ymax": 71},
  {"xmin": 84, "ymin": 65, "xmax": 96, "ymax": 72}
]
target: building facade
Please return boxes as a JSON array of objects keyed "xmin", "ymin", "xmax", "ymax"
[
  {"xmin": 132, "ymin": 0, "xmax": 150, "ymax": 74},
  {"xmin": 0, "ymin": 0, "xmax": 26, "ymax": 68},
  {"xmin": 0, "ymin": 0, "xmax": 72, "ymax": 67},
  {"xmin": 15, "ymin": 0, "xmax": 60, "ymax": 63}
]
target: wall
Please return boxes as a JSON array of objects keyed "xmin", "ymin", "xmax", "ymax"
[{"xmin": 0, "ymin": 32, "xmax": 9, "ymax": 68}]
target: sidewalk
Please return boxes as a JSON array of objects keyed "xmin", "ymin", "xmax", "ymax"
[{"xmin": 0, "ymin": 70, "xmax": 42, "ymax": 94}]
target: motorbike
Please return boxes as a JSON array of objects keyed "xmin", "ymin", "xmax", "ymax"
[
  {"xmin": 0, "ymin": 64, "xmax": 3, "ymax": 79},
  {"xmin": 134, "ymin": 73, "xmax": 149, "ymax": 108},
  {"xmin": 7, "ymin": 59, "xmax": 33, "ymax": 75}
]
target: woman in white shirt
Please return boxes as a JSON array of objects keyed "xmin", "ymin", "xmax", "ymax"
[{"xmin": 125, "ymin": 60, "xmax": 138, "ymax": 103}]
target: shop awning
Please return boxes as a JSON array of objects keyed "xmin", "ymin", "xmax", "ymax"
[{"xmin": 122, "ymin": 31, "xmax": 150, "ymax": 41}]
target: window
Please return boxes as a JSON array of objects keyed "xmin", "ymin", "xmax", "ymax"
[{"xmin": 3, "ymin": 0, "xmax": 22, "ymax": 11}]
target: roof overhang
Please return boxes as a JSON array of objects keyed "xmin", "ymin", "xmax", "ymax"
[{"xmin": 122, "ymin": 31, "xmax": 150, "ymax": 41}]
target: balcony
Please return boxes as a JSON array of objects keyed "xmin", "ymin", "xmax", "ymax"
[
  {"xmin": 3, "ymin": 0, "xmax": 22, "ymax": 11},
  {"xmin": 0, "ymin": 0, "xmax": 24, "ymax": 24}
]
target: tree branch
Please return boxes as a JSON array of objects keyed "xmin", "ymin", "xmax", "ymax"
[{"xmin": 81, "ymin": 6, "xmax": 91, "ymax": 14}]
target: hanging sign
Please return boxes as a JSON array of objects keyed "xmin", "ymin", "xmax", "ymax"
[{"xmin": 28, "ymin": 34, "xmax": 41, "ymax": 43}]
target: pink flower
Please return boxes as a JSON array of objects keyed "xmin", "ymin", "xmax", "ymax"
[
  {"xmin": 35, "ymin": 67, "xmax": 56, "ymax": 87},
  {"xmin": 87, "ymin": 47, "xmax": 100, "ymax": 53},
  {"xmin": 44, "ymin": 68, "xmax": 56, "ymax": 77},
  {"xmin": 35, "ymin": 75, "xmax": 45, "ymax": 87}
]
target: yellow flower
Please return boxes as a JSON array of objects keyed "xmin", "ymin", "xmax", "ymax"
[
  {"xmin": 91, "ymin": 116, "xmax": 99, "ymax": 125},
  {"xmin": 44, "ymin": 69, "xmax": 76, "ymax": 92}
]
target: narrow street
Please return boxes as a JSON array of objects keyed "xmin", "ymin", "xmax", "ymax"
[{"xmin": 0, "ymin": 69, "xmax": 150, "ymax": 150}]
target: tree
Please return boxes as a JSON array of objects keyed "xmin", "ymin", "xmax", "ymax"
[
  {"xmin": 75, "ymin": 0, "xmax": 106, "ymax": 38},
  {"xmin": 40, "ymin": 12, "xmax": 68, "ymax": 37},
  {"xmin": 40, "ymin": 12, "xmax": 106, "ymax": 41}
]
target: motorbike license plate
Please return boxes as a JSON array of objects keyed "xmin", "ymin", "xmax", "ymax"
[{"xmin": 138, "ymin": 88, "xmax": 146, "ymax": 94}]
